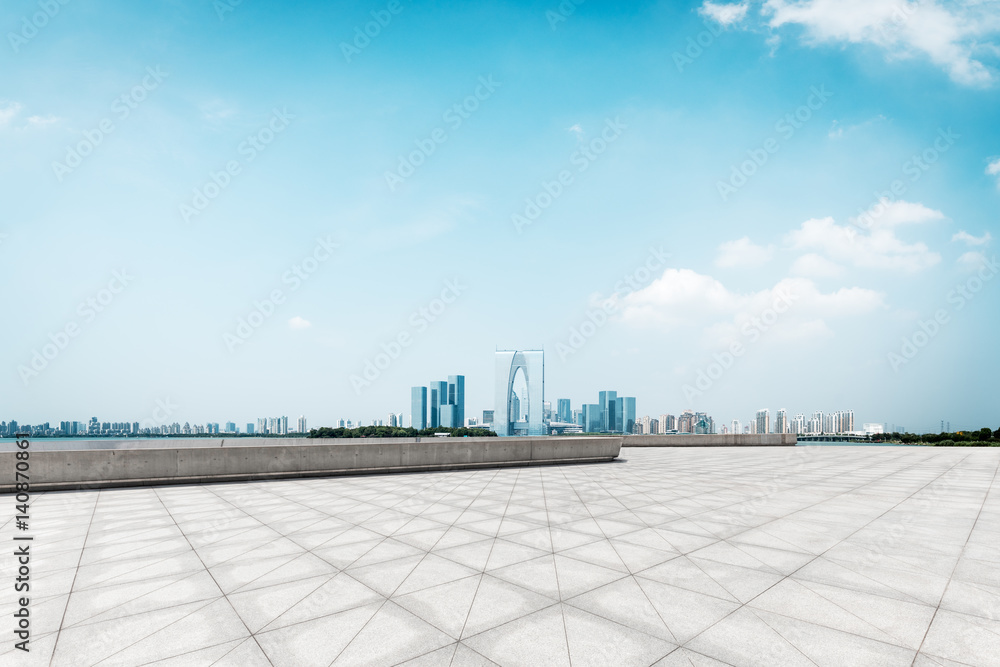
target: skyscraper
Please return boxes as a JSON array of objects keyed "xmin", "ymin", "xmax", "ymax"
[
  {"xmin": 583, "ymin": 404, "xmax": 602, "ymax": 432},
  {"xmin": 755, "ymin": 409, "xmax": 770, "ymax": 436},
  {"xmin": 621, "ymin": 397, "xmax": 636, "ymax": 435},
  {"xmin": 296, "ymin": 416, "xmax": 307, "ymax": 433},
  {"xmin": 494, "ymin": 349, "xmax": 544, "ymax": 436},
  {"xmin": 411, "ymin": 386, "xmax": 428, "ymax": 430},
  {"xmin": 678, "ymin": 410, "xmax": 695, "ymax": 433},
  {"xmin": 440, "ymin": 404, "xmax": 458, "ymax": 428},
  {"xmin": 429, "ymin": 380, "xmax": 447, "ymax": 428},
  {"xmin": 660, "ymin": 414, "xmax": 676, "ymax": 431},
  {"xmin": 557, "ymin": 399, "xmax": 571, "ymax": 423},
  {"xmin": 775, "ymin": 409, "xmax": 787, "ymax": 434},
  {"xmin": 447, "ymin": 375, "xmax": 465, "ymax": 427},
  {"xmin": 599, "ymin": 391, "xmax": 617, "ymax": 432}
]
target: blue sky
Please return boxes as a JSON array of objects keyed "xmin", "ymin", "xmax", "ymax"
[{"xmin": 2, "ymin": 0, "xmax": 998, "ymax": 432}]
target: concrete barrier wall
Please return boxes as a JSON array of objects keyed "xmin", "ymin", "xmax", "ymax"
[
  {"xmin": 0, "ymin": 436, "xmax": 622, "ymax": 492},
  {"xmin": 623, "ymin": 433, "xmax": 797, "ymax": 447}
]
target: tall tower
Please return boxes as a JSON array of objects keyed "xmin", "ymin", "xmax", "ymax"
[
  {"xmin": 411, "ymin": 386, "xmax": 428, "ymax": 430},
  {"xmin": 494, "ymin": 349, "xmax": 544, "ymax": 436}
]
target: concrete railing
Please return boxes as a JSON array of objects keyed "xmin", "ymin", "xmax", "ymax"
[
  {"xmin": 0, "ymin": 436, "xmax": 623, "ymax": 492},
  {"xmin": 623, "ymin": 433, "xmax": 797, "ymax": 447}
]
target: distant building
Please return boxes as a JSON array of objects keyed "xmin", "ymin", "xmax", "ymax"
[
  {"xmin": 599, "ymin": 391, "xmax": 617, "ymax": 432},
  {"xmin": 864, "ymin": 423, "xmax": 884, "ymax": 435},
  {"xmin": 447, "ymin": 375, "xmax": 465, "ymax": 427},
  {"xmin": 411, "ymin": 387, "xmax": 428, "ymax": 430},
  {"xmin": 582, "ymin": 404, "xmax": 602, "ymax": 432},
  {"xmin": 440, "ymin": 404, "xmax": 458, "ymax": 428},
  {"xmin": 755, "ymin": 409, "xmax": 769, "ymax": 436},
  {"xmin": 557, "ymin": 399, "xmax": 571, "ymax": 423},
  {"xmin": 297, "ymin": 416, "xmax": 307, "ymax": 433},
  {"xmin": 482, "ymin": 409, "xmax": 494, "ymax": 426},
  {"xmin": 678, "ymin": 410, "xmax": 695, "ymax": 434},
  {"xmin": 775, "ymin": 409, "xmax": 787, "ymax": 434},
  {"xmin": 621, "ymin": 397, "xmax": 636, "ymax": 435},
  {"xmin": 494, "ymin": 350, "xmax": 544, "ymax": 436}
]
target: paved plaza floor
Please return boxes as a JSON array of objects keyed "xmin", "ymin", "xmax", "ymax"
[{"xmin": 2, "ymin": 446, "xmax": 999, "ymax": 666}]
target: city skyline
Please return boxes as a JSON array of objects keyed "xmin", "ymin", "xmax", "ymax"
[{"xmin": 3, "ymin": 0, "xmax": 998, "ymax": 435}]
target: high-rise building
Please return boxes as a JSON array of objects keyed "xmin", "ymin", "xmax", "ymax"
[
  {"xmin": 731, "ymin": 419, "xmax": 741, "ymax": 434},
  {"xmin": 440, "ymin": 404, "xmax": 458, "ymax": 428},
  {"xmin": 411, "ymin": 386, "xmax": 428, "ymax": 430},
  {"xmin": 660, "ymin": 414, "xmax": 676, "ymax": 431},
  {"xmin": 225, "ymin": 422, "xmax": 237, "ymax": 433},
  {"xmin": 297, "ymin": 416, "xmax": 307, "ymax": 433},
  {"xmin": 621, "ymin": 397, "xmax": 636, "ymax": 435},
  {"xmin": 649, "ymin": 418, "xmax": 659, "ymax": 434},
  {"xmin": 823, "ymin": 412, "xmax": 836, "ymax": 434},
  {"xmin": 557, "ymin": 399, "xmax": 571, "ymax": 423},
  {"xmin": 598, "ymin": 391, "xmax": 617, "ymax": 432},
  {"xmin": 429, "ymin": 380, "xmax": 446, "ymax": 428},
  {"xmin": 678, "ymin": 410, "xmax": 695, "ymax": 433},
  {"xmin": 482, "ymin": 409, "xmax": 494, "ymax": 426},
  {"xmin": 693, "ymin": 413, "xmax": 714, "ymax": 434},
  {"xmin": 775, "ymin": 409, "xmax": 787, "ymax": 434},
  {"xmin": 494, "ymin": 349, "xmax": 544, "ymax": 436},
  {"xmin": 641, "ymin": 415, "xmax": 651, "ymax": 434},
  {"xmin": 842, "ymin": 409, "xmax": 855, "ymax": 433},
  {"xmin": 447, "ymin": 375, "xmax": 465, "ymax": 427},
  {"xmin": 793, "ymin": 413, "xmax": 805, "ymax": 434},
  {"xmin": 755, "ymin": 409, "xmax": 770, "ymax": 436},
  {"xmin": 246, "ymin": 422, "xmax": 254, "ymax": 434},
  {"xmin": 583, "ymin": 404, "xmax": 602, "ymax": 432}
]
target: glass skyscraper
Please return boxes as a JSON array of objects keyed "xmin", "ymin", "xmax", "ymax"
[
  {"xmin": 429, "ymin": 380, "xmax": 446, "ymax": 428},
  {"xmin": 411, "ymin": 386, "xmax": 427, "ymax": 430},
  {"xmin": 621, "ymin": 397, "xmax": 636, "ymax": 434},
  {"xmin": 412, "ymin": 376, "xmax": 464, "ymax": 430},
  {"xmin": 556, "ymin": 398, "xmax": 571, "ymax": 423},
  {"xmin": 583, "ymin": 404, "xmax": 602, "ymax": 433},
  {"xmin": 599, "ymin": 391, "xmax": 617, "ymax": 432},
  {"xmin": 494, "ymin": 349, "xmax": 544, "ymax": 436},
  {"xmin": 447, "ymin": 375, "xmax": 465, "ymax": 427}
]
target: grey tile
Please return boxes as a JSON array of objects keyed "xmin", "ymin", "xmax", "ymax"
[
  {"xmin": 919, "ymin": 608, "xmax": 1000, "ymax": 666},
  {"xmin": 332, "ymin": 601, "xmax": 455, "ymax": 666},
  {"xmin": 463, "ymin": 605, "xmax": 571, "ymax": 667}
]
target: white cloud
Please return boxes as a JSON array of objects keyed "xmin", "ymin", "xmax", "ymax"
[
  {"xmin": 699, "ymin": 1, "xmax": 750, "ymax": 26},
  {"xmin": 957, "ymin": 250, "xmax": 988, "ymax": 272},
  {"xmin": 952, "ymin": 230, "xmax": 992, "ymax": 246},
  {"xmin": 715, "ymin": 236, "xmax": 774, "ymax": 268},
  {"xmin": 288, "ymin": 316, "xmax": 311, "ymax": 329},
  {"xmin": 987, "ymin": 157, "xmax": 1000, "ymax": 187},
  {"xmin": 26, "ymin": 115, "xmax": 58, "ymax": 128},
  {"xmin": 849, "ymin": 199, "xmax": 946, "ymax": 231},
  {"xmin": 790, "ymin": 253, "xmax": 845, "ymax": 278},
  {"xmin": 0, "ymin": 102, "xmax": 23, "ymax": 126},
  {"xmin": 828, "ymin": 114, "xmax": 887, "ymax": 139},
  {"xmin": 762, "ymin": 0, "xmax": 998, "ymax": 86},
  {"xmin": 786, "ymin": 214, "xmax": 941, "ymax": 272},
  {"xmin": 619, "ymin": 268, "xmax": 883, "ymax": 346},
  {"xmin": 201, "ymin": 99, "xmax": 238, "ymax": 124}
]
